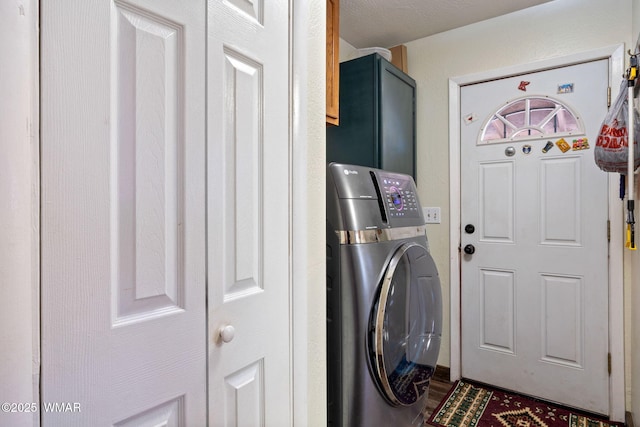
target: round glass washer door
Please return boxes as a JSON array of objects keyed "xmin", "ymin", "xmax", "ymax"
[{"xmin": 369, "ymin": 242, "xmax": 442, "ymax": 406}]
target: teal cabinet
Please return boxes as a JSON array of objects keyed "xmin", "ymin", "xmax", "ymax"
[{"xmin": 326, "ymin": 53, "xmax": 417, "ymax": 179}]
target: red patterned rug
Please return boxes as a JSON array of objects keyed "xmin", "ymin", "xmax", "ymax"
[{"xmin": 427, "ymin": 380, "xmax": 623, "ymax": 427}]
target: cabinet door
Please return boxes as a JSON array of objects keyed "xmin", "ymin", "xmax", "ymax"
[
  {"xmin": 326, "ymin": 54, "xmax": 377, "ymax": 168},
  {"xmin": 379, "ymin": 60, "xmax": 416, "ymax": 179}
]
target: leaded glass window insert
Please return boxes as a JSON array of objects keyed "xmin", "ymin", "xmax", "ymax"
[{"xmin": 479, "ymin": 96, "xmax": 583, "ymax": 144}]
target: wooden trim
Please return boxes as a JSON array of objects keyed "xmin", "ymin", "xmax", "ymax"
[
  {"xmin": 432, "ymin": 365, "xmax": 451, "ymax": 384},
  {"xmin": 389, "ymin": 45, "xmax": 407, "ymax": 73},
  {"xmin": 325, "ymin": 0, "xmax": 339, "ymax": 126}
]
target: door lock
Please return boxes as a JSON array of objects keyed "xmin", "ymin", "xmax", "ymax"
[{"xmin": 465, "ymin": 224, "xmax": 475, "ymax": 234}]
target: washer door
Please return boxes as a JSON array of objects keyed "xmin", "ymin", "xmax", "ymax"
[{"xmin": 369, "ymin": 242, "xmax": 442, "ymax": 406}]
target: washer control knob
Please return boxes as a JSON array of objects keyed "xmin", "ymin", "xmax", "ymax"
[
  {"xmin": 219, "ymin": 325, "xmax": 235, "ymax": 343},
  {"xmin": 464, "ymin": 244, "xmax": 476, "ymax": 255}
]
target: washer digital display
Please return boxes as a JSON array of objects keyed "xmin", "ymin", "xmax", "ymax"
[{"xmin": 379, "ymin": 172, "xmax": 419, "ymax": 218}]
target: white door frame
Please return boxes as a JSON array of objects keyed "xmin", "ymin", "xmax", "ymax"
[
  {"xmin": 448, "ymin": 44, "xmax": 625, "ymax": 421},
  {"xmin": 291, "ymin": 1, "xmax": 328, "ymax": 425},
  {"xmin": 0, "ymin": 2, "xmax": 40, "ymax": 426}
]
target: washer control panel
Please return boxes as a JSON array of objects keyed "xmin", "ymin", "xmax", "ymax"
[{"xmin": 379, "ymin": 172, "xmax": 420, "ymax": 218}]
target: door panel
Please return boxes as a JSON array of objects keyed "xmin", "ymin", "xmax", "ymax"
[
  {"xmin": 207, "ymin": 0, "xmax": 292, "ymax": 425},
  {"xmin": 479, "ymin": 161, "xmax": 514, "ymax": 242},
  {"xmin": 479, "ymin": 269, "xmax": 515, "ymax": 353},
  {"xmin": 460, "ymin": 59, "xmax": 609, "ymax": 414},
  {"xmin": 41, "ymin": 0, "xmax": 206, "ymax": 424},
  {"xmin": 112, "ymin": 3, "xmax": 185, "ymax": 322},
  {"xmin": 540, "ymin": 157, "xmax": 581, "ymax": 244},
  {"xmin": 541, "ymin": 274, "xmax": 583, "ymax": 367}
]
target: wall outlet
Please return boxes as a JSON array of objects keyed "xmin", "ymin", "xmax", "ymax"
[{"xmin": 423, "ymin": 207, "xmax": 441, "ymax": 224}]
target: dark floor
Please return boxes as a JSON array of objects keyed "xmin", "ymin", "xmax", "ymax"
[{"xmin": 422, "ymin": 366, "xmax": 454, "ymax": 422}]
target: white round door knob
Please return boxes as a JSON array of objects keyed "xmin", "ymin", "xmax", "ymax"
[{"xmin": 219, "ymin": 325, "xmax": 235, "ymax": 343}]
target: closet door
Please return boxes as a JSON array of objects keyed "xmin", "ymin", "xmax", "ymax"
[
  {"xmin": 206, "ymin": 0, "xmax": 293, "ymax": 424},
  {"xmin": 41, "ymin": 1, "xmax": 207, "ymax": 424}
]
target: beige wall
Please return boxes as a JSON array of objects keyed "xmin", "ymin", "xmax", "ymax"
[{"xmin": 405, "ymin": 0, "xmax": 635, "ymax": 411}]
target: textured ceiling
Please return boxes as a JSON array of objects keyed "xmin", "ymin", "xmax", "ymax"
[{"xmin": 340, "ymin": 0, "xmax": 555, "ymax": 49}]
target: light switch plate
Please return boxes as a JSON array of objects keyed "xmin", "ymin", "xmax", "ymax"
[{"xmin": 423, "ymin": 207, "xmax": 441, "ymax": 224}]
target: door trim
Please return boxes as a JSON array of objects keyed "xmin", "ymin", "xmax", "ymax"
[
  {"xmin": 448, "ymin": 44, "xmax": 625, "ymax": 421},
  {"xmin": 0, "ymin": 1, "xmax": 40, "ymax": 424},
  {"xmin": 291, "ymin": 0, "xmax": 327, "ymax": 424}
]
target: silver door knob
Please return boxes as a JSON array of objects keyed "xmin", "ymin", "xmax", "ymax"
[{"xmin": 219, "ymin": 325, "xmax": 235, "ymax": 343}]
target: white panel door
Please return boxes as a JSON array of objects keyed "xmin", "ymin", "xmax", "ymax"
[
  {"xmin": 460, "ymin": 60, "xmax": 610, "ymax": 414},
  {"xmin": 41, "ymin": 0, "xmax": 207, "ymax": 425},
  {"xmin": 206, "ymin": 0, "xmax": 292, "ymax": 425}
]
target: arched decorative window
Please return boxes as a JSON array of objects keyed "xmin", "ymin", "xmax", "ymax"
[{"xmin": 479, "ymin": 96, "xmax": 584, "ymax": 144}]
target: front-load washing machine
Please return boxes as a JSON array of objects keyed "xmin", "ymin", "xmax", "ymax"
[{"xmin": 326, "ymin": 163, "xmax": 442, "ymax": 426}]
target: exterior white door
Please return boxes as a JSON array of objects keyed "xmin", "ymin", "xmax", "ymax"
[
  {"xmin": 206, "ymin": 0, "xmax": 292, "ymax": 425},
  {"xmin": 41, "ymin": 0, "xmax": 293, "ymax": 425},
  {"xmin": 460, "ymin": 60, "xmax": 610, "ymax": 414}
]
